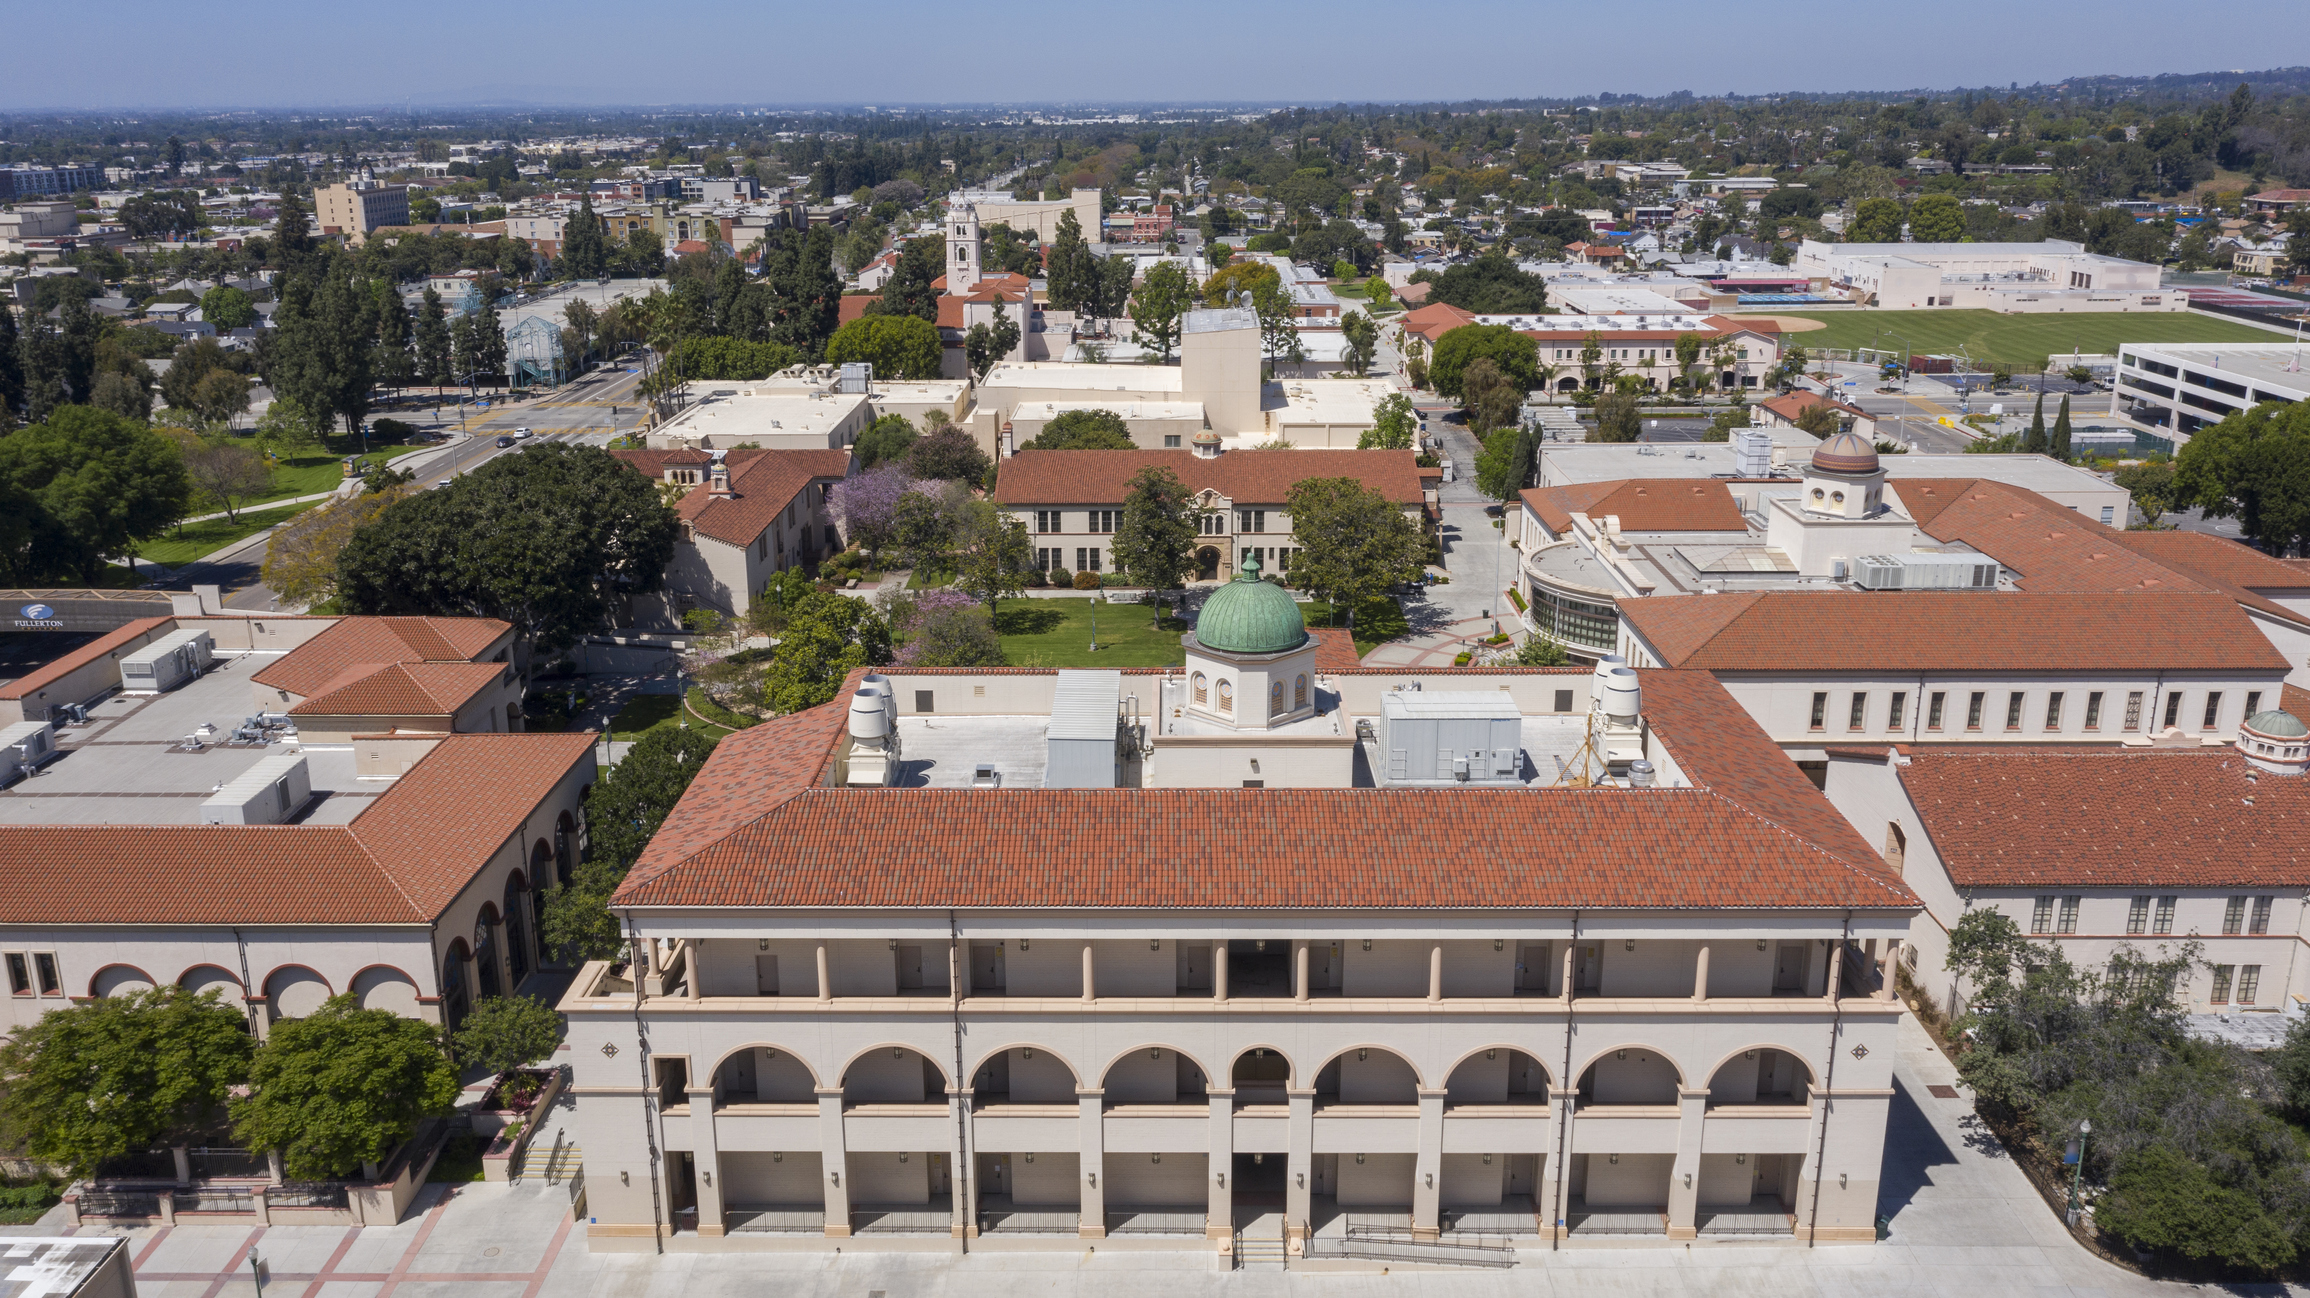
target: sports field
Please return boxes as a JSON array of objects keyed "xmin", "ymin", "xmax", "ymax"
[{"xmin": 1728, "ymin": 309, "xmax": 2284, "ymax": 371}]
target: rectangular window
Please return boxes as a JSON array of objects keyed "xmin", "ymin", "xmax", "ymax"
[
  {"xmin": 1075, "ymin": 548, "xmax": 1102, "ymax": 572},
  {"xmin": 2031, "ymin": 896, "xmax": 2054, "ymax": 934},
  {"xmin": 1967, "ymin": 692, "xmax": 1986, "ymax": 731},
  {"xmin": 2238, "ymin": 965, "xmax": 2262, "ymax": 1005},
  {"xmin": 2125, "ymin": 691, "xmax": 2144, "ymax": 731},
  {"xmin": 1087, "ymin": 510, "xmax": 1117, "ymax": 534},
  {"xmin": 2099, "ymin": 506, "xmax": 2115, "ymax": 524},
  {"xmin": 2085, "ymin": 692, "xmax": 2104, "ymax": 730},
  {"xmin": 4, "ymin": 953, "xmax": 27, "ymax": 996},
  {"xmin": 2154, "ymin": 896, "xmax": 2176, "ymax": 934},
  {"xmin": 2224, "ymin": 896, "xmax": 2247, "ymax": 935},
  {"xmin": 1848, "ymin": 693, "xmax": 1867, "ymax": 731},
  {"xmin": 2203, "ymin": 692, "xmax": 2223, "ymax": 730},
  {"xmin": 2210, "ymin": 965, "xmax": 2234, "ymax": 1004},
  {"xmin": 1234, "ymin": 509, "xmax": 1267, "ymax": 533},
  {"xmin": 2251, "ymin": 895, "xmax": 2273, "ymax": 935},
  {"xmin": 1888, "ymin": 692, "xmax": 1907, "ymax": 730},
  {"xmin": 1927, "ymin": 692, "xmax": 1946, "ymax": 730},
  {"xmin": 2164, "ymin": 692, "xmax": 2183, "ymax": 730},
  {"xmin": 1034, "ymin": 510, "xmax": 1061, "ymax": 533},
  {"xmin": 1809, "ymin": 692, "xmax": 1827, "ymax": 730},
  {"xmin": 2246, "ymin": 691, "xmax": 2262, "ymax": 719},
  {"xmin": 2056, "ymin": 896, "xmax": 2080, "ymax": 934},
  {"xmin": 2044, "ymin": 692, "xmax": 2064, "ymax": 730},
  {"xmin": 2127, "ymin": 896, "xmax": 2149, "ymax": 935},
  {"xmin": 32, "ymin": 953, "xmax": 57, "ymax": 996},
  {"xmin": 1163, "ymin": 435, "xmax": 1181, "ymax": 448},
  {"xmin": 2005, "ymin": 692, "xmax": 2026, "ymax": 730}
]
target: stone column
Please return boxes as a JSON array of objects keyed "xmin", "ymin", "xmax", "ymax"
[
  {"xmin": 816, "ymin": 1086, "xmax": 851, "ymax": 1237},
  {"xmin": 1550, "ymin": 1084, "xmax": 1580, "ymax": 1241},
  {"xmin": 171, "ymin": 1146, "xmax": 191, "ymax": 1186},
  {"xmin": 684, "ymin": 940, "xmax": 702, "ymax": 1000},
  {"xmin": 816, "ymin": 941, "xmax": 832, "ymax": 1003},
  {"xmin": 1081, "ymin": 942, "xmax": 1096, "ymax": 1003},
  {"xmin": 1427, "ymin": 944, "xmax": 1444, "ymax": 1003},
  {"xmin": 689, "ymin": 1084, "xmax": 723, "ymax": 1236},
  {"xmin": 1560, "ymin": 944, "xmax": 1576, "ymax": 1002},
  {"xmin": 1293, "ymin": 940, "xmax": 1309, "ymax": 1002},
  {"xmin": 1213, "ymin": 938, "xmax": 1228, "ymax": 1001},
  {"xmin": 267, "ymin": 1150, "xmax": 284, "ymax": 1185},
  {"xmin": 1693, "ymin": 945, "xmax": 1710, "ymax": 1002},
  {"xmin": 251, "ymin": 1185, "xmax": 270, "ymax": 1225},
  {"xmin": 1413, "ymin": 1088, "xmax": 1446, "ymax": 1239},
  {"xmin": 1878, "ymin": 940, "xmax": 1902, "ymax": 1000},
  {"xmin": 948, "ymin": 1085, "xmax": 970, "ymax": 1239},
  {"xmin": 1824, "ymin": 940, "xmax": 1844, "ymax": 1003},
  {"xmin": 1666, "ymin": 1087, "xmax": 1707, "ymax": 1240},
  {"xmin": 1206, "ymin": 1088, "xmax": 1235, "ymax": 1245},
  {"xmin": 1285, "ymin": 1087, "xmax": 1314, "ymax": 1253},
  {"xmin": 1078, "ymin": 1087, "xmax": 1106, "ymax": 1237}
]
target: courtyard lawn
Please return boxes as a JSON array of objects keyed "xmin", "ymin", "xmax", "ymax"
[
  {"xmin": 1294, "ymin": 595, "xmax": 1411, "ymax": 659},
  {"xmin": 606, "ymin": 690, "xmax": 741, "ymax": 742},
  {"xmin": 133, "ymin": 501, "xmax": 312, "ymax": 569},
  {"xmin": 1731, "ymin": 309, "xmax": 2284, "ymax": 371},
  {"xmin": 995, "ymin": 597, "xmax": 1189, "ymax": 669}
]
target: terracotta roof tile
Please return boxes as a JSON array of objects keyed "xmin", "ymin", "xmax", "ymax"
[
  {"xmin": 348, "ymin": 731, "xmax": 600, "ymax": 917},
  {"xmin": 1621, "ymin": 590, "xmax": 2289, "ymax": 674},
  {"xmin": 0, "ymin": 617, "xmax": 173, "ymax": 702},
  {"xmin": 1310, "ymin": 627, "xmax": 1361, "ymax": 672},
  {"xmin": 1520, "ymin": 480, "xmax": 1749, "ymax": 536},
  {"xmin": 253, "ymin": 616, "xmax": 510, "ymax": 698},
  {"xmin": 1894, "ymin": 747, "xmax": 2310, "ymax": 889},
  {"xmin": 679, "ymin": 451, "xmax": 852, "ymax": 548},
  {"xmin": 289, "ymin": 661, "xmax": 505, "ymax": 718},
  {"xmin": 2111, "ymin": 530, "xmax": 2310, "ymax": 592},
  {"xmin": 1893, "ymin": 479, "xmax": 2209, "ymax": 595},
  {"xmin": 993, "ymin": 450, "xmax": 1424, "ymax": 508}
]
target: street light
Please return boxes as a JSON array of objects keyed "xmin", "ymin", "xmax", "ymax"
[{"xmin": 2065, "ymin": 1118, "xmax": 2092, "ymax": 1226}]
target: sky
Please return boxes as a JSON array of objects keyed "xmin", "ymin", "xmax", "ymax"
[{"xmin": 6, "ymin": 0, "xmax": 2309, "ymax": 112}]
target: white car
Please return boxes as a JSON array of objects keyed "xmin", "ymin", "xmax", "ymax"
[{"xmin": 515, "ymin": 427, "xmax": 533, "ymax": 439}]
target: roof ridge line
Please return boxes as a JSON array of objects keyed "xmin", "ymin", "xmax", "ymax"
[{"xmin": 1690, "ymin": 785, "xmax": 1913, "ymax": 902}]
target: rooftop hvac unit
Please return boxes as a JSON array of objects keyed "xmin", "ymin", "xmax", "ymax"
[
  {"xmin": 0, "ymin": 720, "xmax": 57, "ymax": 784},
  {"xmin": 837, "ymin": 362, "xmax": 873, "ymax": 394},
  {"xmin": 1046, "ymin": 669, "xmax": 1123, "ymax": 789},
  {"xmin": 1853, "ymin": 553, "xmax": 2000, "ymax": 591},
  {"xmin": 1731, "ymin": 428, "xmax": 1773, "ymax": 477},
  {"xmin": 200, "ymin": 753, "xmax": 311, "ymax": 825},
  {"xmin": 118, "ymin": 628, "xmax": 214, "ymax": 694},
  {"xmin": 1377, "ymin": 691, "xmax": 1524, "ymax": 787}
]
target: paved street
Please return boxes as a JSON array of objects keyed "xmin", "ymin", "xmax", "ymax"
[{"xmin": 12, "ymin": 1013, "xmax": 2237, "ymax": 1296}]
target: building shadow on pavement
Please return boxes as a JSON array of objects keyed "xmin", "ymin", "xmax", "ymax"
[{"xmin": 1878, "ymin": 1073, "xmax": 1960, "ymax": 1227}]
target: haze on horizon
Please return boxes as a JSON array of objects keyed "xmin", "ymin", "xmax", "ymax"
[{"xmin": 8, "ymin": 0, "xmax": 2310, "ymax": 113}]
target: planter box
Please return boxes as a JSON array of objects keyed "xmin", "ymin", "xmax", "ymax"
[{"xmin": 482, "ymin": 1067, "xmax": 568, "ymax": 1182}]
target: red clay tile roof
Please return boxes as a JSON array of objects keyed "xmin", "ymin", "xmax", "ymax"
[
  {"xmin": 993, "ymin": 450, "xmax": 1425, "ymax": 508},
  {"xmin": 1397, "ymin": 301, "xmax": 1477, "ymax": 342},
  {"xmin": 1893, "ymin": 747, "xmax": 2310, "ymax": 889},
  {"xmin": 2109, "ymin": 530, "xmax": 2310, "ymax": 592},
  {"xmin": 290, "ymin": 661, "xmax": 505, "ymax": 718},
  {"xmin": 0, "ymin": 732, "xmax": 596, "ymax": 925},
  {"xmin": 1621, "ymin": 590, "xmax": 2291, "ymax": 674},
  {"xmin": 613, "ymin": 668, "xmax": 1916, "ymax": 912},
  {"xmin": 2287, "ymin": 683, "xmax": 2310, "ymax": 717},
  {"xmin": 1520, "ymin": 480, "xmax": 1749, "ymax": 536},
  {"xmin": 0, "ymin": 616, "xmax": 173, "ymax": 702},
  {"xmin": 253, "ymin": 616, "xmax": 509, "ymax": 699},
  {"xmin": 1756, "ymin": 391, "xmax": 1865, "ymax": 426},
  {"xmin": 610, "ymin": 447, "xmax": 852, "ymax": 548},
  {"xmin": 1310, "ymin": 627, "xmax": 1361, "ymax": 672},
  {"xmin": 839, "ymin": 295, "xmax": 876, "ymax": 325}
]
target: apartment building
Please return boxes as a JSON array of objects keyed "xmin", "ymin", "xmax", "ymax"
[
  {"xmin": 314, "ymin": 181, "xmax": 411, "ymax": 246},
  {"xmin": 992, "ymin": 448, "xmax": 1429, "ymax": 581}
]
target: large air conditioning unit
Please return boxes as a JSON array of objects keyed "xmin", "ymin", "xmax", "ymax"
[
  {"xmin": 1853, "ymin": 553, "xmax": 2000, "ymax": 591},
  {"xmin": 1377, "ymin": 691, "xmax": 1524, "ymax": 787},
  {"xmin": 118, "ymin": 628, "xmax": 215, "ymax": 694},
  {"xmin": 1731, "ymin": 429, "xmax": 1774, "ymax": 477},
  {"xmin": 0, "ymin": 721, "xmax": 57, "ymax": 784}
]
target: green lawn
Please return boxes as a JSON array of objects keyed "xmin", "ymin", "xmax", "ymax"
[
  {"xmin": 606, "ymin": 690, "xmax": 741, "ymax": 742},
  {"xmin": 995, "ymin": 597, "xmax": 1189, "ymax": 668},
  {"xmin": 1733, "ymin": 309, "xmax": 2284, "ymax": 371},
  {"xmin": 1298, "ymin": 596, "xmax": 1411, "ymax": 659},
  {"xmin": 134, "ymin": 501, "xmax": 314, "ymax": 569}
]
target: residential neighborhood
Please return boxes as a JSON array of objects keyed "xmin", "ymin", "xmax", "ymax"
[{"xmin": 7, "ymin": 32, "xmax": 2310, "ymax": 1298}]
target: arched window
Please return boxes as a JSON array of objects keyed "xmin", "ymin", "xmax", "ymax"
[
  {"xmin": 1192, "ymin": 673, "xmax": 1208, "ymax": 706},
  {"xmin": 473, "ymin": 911, "xmax": 502, "ymax": 1001},
  {"xmin": 1216, "ymin": 680, "xmax": 1233, "ymax": 713},
  {"xmin": 503, "ymin": 873, "xmax": 532, "ymax": 988},
  {"xmin": 441, "ymin": 948, "xmax": 471, "ymax": 1033},
  {"xmin": 1294, "ymin": 674, "xmax": 1308, "ymax": 709},
  {"xmin": 1270, "ymin": 680, "xmax": 1284, "ymax": 717}
]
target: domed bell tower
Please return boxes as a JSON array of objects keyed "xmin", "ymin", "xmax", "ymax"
[
  {"xmin": 1802, "ymin": 430, "xmax": 1887, "ymax": 519},
  {"xmin": 1181, "ymin": 553, "xmax": 1319, "ymax": 733}
]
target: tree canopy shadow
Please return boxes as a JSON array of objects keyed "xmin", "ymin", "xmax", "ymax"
[{"xmin": 994, "ymin": 605, "xmax": 1063, "ymax": 635}]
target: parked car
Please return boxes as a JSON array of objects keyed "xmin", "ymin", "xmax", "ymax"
[{"xmin": 495, "ymin": 435, "xmax": 515, "ymax": 447}]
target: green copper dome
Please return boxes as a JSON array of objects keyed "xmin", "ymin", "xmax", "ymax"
[
  {"xmin": 2246, "ymin": 709, "xmax": 2309, "ymax": 739},
  {"xmin": 1194, "ymin": 554, "xmax": 1307, "ymax": 655}
]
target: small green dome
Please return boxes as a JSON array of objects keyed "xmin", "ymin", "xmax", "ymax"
[
  {"xmin": 1194, "ymin": 556, "xmax": 1307, "ymax": 655},
  {"xmin": 2246, "ymin": 709, "xmax": 2308, "ymax": 739}
]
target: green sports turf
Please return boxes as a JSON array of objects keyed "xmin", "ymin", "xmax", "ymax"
[{"xmin": 1730, "ymin": 309, "xmax": 2286, "ymax": 371}]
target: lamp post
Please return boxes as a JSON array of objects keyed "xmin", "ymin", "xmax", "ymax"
[
  {"xmin": 248, "ymin": 1247, "xmax": 265, "ymax": 1295},
  {"xmin": 2065, "ymin": 1118, "xmax": 2091, "ymax": 1226}
]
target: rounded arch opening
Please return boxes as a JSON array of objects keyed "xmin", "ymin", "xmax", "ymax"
[
  {"xmin": 1706, "ymin": 1046, "xmax": 1816, "ymax": 1107},
  {"xmin": 351, "ymin": 965, "xmax": 421, "ymax": 1016},
  {"xmin": 713, "ymin": 1043, "xmax": 818, "ymax": 1104},
  {"xmin": 1441, "ymin": 1046, "xmax": 1551, "ymax": 1106},
  {"xmin": 89, "ymin": 964, "xmax": 155, "ymax": 999},
  {"xmin": 262, "ymin": 965, "xmax": 332, "ymax": 1021},
  {"xmin": 1575, "ymin": 1045, "xmax": 1684, "ymax": 1107},
  {"xmin": 1312, "ymin": 1045, "xmax": 1421, "ymax": 1105},
  {"xmin": 177, "ymin": 965, "xmax": 245, "ymax": 1005},
  {"xmin": 441, "ymin": 940, "xmax": 473, "ymax": 1033},
  {"xmin": 502, "ymin": 871, "xmax": 533, "ymax": 988},
  {"xmin": 1229, "ymin": 1045, "xmax": 1294, "ymax": 1089},
  {"xmin": 472, "ymin": 905, "xmax": 502, "ymax": 1001},
  {"xmin": 840, "ymin": 1044, "xmax": 950, "ymax": 1106},
  {"xmin": 1098, "ymin": 1045, "xmax": 1211, "ymax": 1105},
  {"xmin": 970, "ymin": 1044, "xmax": 1081, "ymax": 1105}
]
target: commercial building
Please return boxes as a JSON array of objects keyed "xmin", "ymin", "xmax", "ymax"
[
  {"xmin": 946, "ymin": 187, "xmax": 1104, "ymax": 244},
  {"xmin": 1398, "ymin": 304, "xmax": 1786, "ymax": 392},
  {"xmin": 314, "ymin": 181, "xmax": 412, "ymax": 246},
  {"xmin": 645, "ymin": 386, "xmax": 875, "ymax": 453},
  {"xmin": 993, "ymin": 448, "xmax": 1429, "ymax": 581},
  {"xmin": 610, "ymin": 447, "xmax": 853, "ymax": 621},
  {"xmin": 1793, "ymin": 240, "xmax": 2176, "ymax": 313},
  {"xmin": 559, "ymin": 591, "xmax": 1918, "ymax": 1254},
  {"xmin": 0, "ymin": 165, "xmax": 104, "ymax": 198},
  {"xmin": 2113, "ymin": 341, "xmax": 2310, "ymax": 437}
]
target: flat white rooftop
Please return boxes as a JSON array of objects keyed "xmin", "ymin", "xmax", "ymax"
[
  {"xmin": 1271, "ymin": 378, "xmax": 1394, "ymax": 425},
  {"xmin": 1538, "ymin": 445, "xmax": 2121, "ymax": 501},
  {"xmin": 980, "ymin": 361, "xmax": 1186, "ymax": 394},
  {"xmin": 1013, "ymin": 400, "xmax": 1205, "ymax": 422},
  {"xmin": 653, "ymin": 388, "xmax": 868, "ymax": 448},
  {"xmin": 2122, "ymin": 342, "xmax": 2310, "ymax": 398}
]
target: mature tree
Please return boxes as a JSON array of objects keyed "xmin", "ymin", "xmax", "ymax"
[
  {"xmin": 1907, "ymin": 194, "xmax": 1966, "ymax": 243},
  {"xmin": 2050, "ymin": 395, "xmax": 2073, "ymax": 461},
  {"xmin": 0, "ymin": 986, "xmax": 255, "ymax": 1176},
  {"xmin": 1430, "ymin": 324, "xmax": 1538, "ymax": 401},
  {"xmin": 272, "ymin": 259, "xmax": 377, "ymax": 436},
  {"xmin": 372, "ymin": 288, "xmax": 415, "ymax": 396},
  {"xmin": 951, "ymin": 500, "xmax": 1035, "ymax": 611},
  {"xmin": 451, "ymin": 995, "xmax": 564, "ymax": 1077},
  {"xmin": 16, "ymin": 310, "xmax": 66, "ymax": 423},
  {"xmin": 2022, "ymin": 393, "xmax": 2047, "ymax": 453},
  {"xmin": 1591, "ymin": 389, "xmax": 1642, "ymax": 443},
  {"xmin": 1019, "ymin": 408, "xmax": 1135, "ymax": 451},
  {"xmin": 2289, "ymin": 210, "xmax": 2310, "ymax": 280},
  {"xmin": 270, "ymin": 187, "xmax": 316, "ymax": 274},
  {"xmin": 1475, "ymin": 425, "xmax": 1535, "ymax": 504},
  {"xmin": 876, "ymin": 234, "xmax": 944, "ymax": 323},
  {"xmin": 1110, "ymin": 465, "xmax": 1197, "ymax": 590},
  {"xmin": 1044, "ymin": 210, "xmax": 1100, "ymax": 314},
  {"xmin": 831, "ymin": 464, "xmax": 915, "ymax": 562},
  {"xmin": 1359, "ymin": 392, "xmax": 1419, "ymax": 450},
  {"xmin": 252, "ymin": 395, "xmax": 326, "ymax": 461},
  {"xmin": 232, "ymin": 996, "xmax": 459, "ymax": 1180},
  {"xmin": 56, "ymin": 296, "xmax": 101, "ymax": 407},
  {"xmin": 2173, "ymin": 400, "xmax": 2310, "ymax": 554},
  {"xmin": 1128, "ymin": 261, "xmax": 1195, "ymax": 363},
  {"xmin": 761, "ymin": 587, "xmax": 892, "ymax": 713},
  {"xmin": 0, "ymin": 406, "xmax": 193, "ymax": 583},
  {"xmin": 1088, "ymin": 254, "xmax": 1137, "ymax": 322},
  {"xmin": 1793, "ymin": 403, "xmax": 1840, "ymax": 437},
  {"xmin": 560, "ymin": 198, "xmax": 609, "ymax": 280},
  {"xmin": 118, "ymin": 191, "xmax": 205, "ymax": 239},
  {"xmin": 1284, "ymin": 476, "xmax": 1426, "ymax": 621},
  {"xmin": 963, "ymin": 299, "xmax": 1021, "ymax": 380},
  {"xmin": 335, "ymin": 444, "xmax": 679, "ymax": 664},
  {"xmin": 1424, "ymin": 250, "xmax": 1548, "ymax": 314},
  {"xmin": 1849, "ymin": 197, "xmax": 1906, "ymax": 243},
  {"xmin": 1461, "ymin": 357, "xmax": 1523, "ymax": 435},
  {"xmin": 261, "ymin": 484, "xmax": 414, "ymax": 607},
  {"xmin": 1341, "ymin": 310, "xmax": 1379, "ymax": 377},
  {"xmin": 853, "ymin": 413, "xmax": 919, "ymax": 470},
  {"xmin": 908, "ymin": 425, "xmax": 992, "ymax": 481},
  {"xmin": 182, "ymin": 440, "xmax": 273, "ymax": 523},
  {"xmin": 620, "ymin": 225, "xmax": 665, "ymax": 278},
  {"xmin": 2113, "ymin": 461, "xmax": 2177, "ymax": 528},
  {"xmin": 90, "ymin": 371, "xmax": 152, "ymax": 422},
  {"xmin": 0, "ymin": 303, "xmax": 22, "ymax": 419},
  {"xmin": 825, "ymin": 313, "xmax": 942, "ymax": 381},
  {"xmin": 413, "ymin": 288, "xmax": 451, "ymax": 385},
  {"xmin": 200, "ymin": 285, "xmax": 256, "ymax": 331},
  {"xmin": 1515, "ymin": 634, "xmax": 1569, "ymax": 666},
  {"xmin": 886, "ymin": 589, "xmax": 1006, "ymax": 668},
  {"xmin": 668, "ymin": 336, "xmax": 799, "ymax": 381}
]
